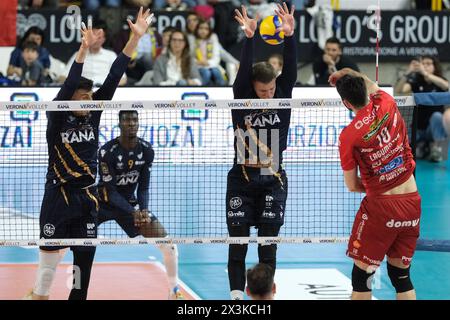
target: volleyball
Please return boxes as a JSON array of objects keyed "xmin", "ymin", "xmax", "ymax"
[{"xmin": 259, "ymin": 15, "xmax": 284, "ymax": 45}]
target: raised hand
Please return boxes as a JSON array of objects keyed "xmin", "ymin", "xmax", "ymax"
[
  {"xmin": 234, "ymin": 5, "xmax": 257, "ymax": 38},
  {"xmin": 275, "ymin": 2, "xmax": 295, "ymax": 37},
  {"xmin": 128, "ymin": 6, "xmax": 153, "ymax": 39},
  {"xmin": 80, "ymin": 19, "xmax": 99, "ymax": 49}
]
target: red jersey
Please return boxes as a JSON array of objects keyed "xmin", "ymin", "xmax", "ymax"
[{"xmin": 339, "ymin": 90, "xmax": 415, "ymax": 195}]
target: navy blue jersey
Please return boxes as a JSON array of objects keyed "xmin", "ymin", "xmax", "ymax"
[
  {"xmin": 231, "ymin": 35, "xmax": 297, "ymax": 167},
  {"xmin": 98, "ymin": 138, "xmax": 155, "ymax": 214},
  {"xmin": 46, "ymin": 53, "xmax": 130, "ymax": 189}
]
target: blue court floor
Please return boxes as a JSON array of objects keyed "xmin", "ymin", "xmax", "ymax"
[{"xmin": 1, "ymin": 159, "xmax": 449, "ymax": 300}]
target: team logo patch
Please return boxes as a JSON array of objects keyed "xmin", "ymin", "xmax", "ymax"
[
  {"xmin": 363, "ymin": 113, "xmax": 389, "ymax": 141},
  {"xmin": 229, "ymin": 197, "xmax": 242, "ymax": 209},
  {"xmin": 362, "ymin": 214, "xmax": 368, "ymax": 221},
  {"xmin": 43, "ymin": 224, "xmax": 55, "ymax": 237}
]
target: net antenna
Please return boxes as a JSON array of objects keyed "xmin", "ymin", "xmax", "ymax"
[{"xmin": 375, "ymin": 0, "xmax": 381, "ymax": 84}]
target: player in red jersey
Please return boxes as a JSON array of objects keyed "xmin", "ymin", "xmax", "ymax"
[{"xmin": 329, "ymin": 68, "xmax": 421, "ymax": 300}]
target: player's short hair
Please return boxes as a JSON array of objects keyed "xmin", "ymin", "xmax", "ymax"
[
  {"xmin": 325, "ymin": 37, "xmax": 342, "ymax": 50},
  {"xmin": 119, "ymin": 110, "xmax": 138, "ymax": 122},
  {"xmin": 21, "ymin": 41, "xmax": 39, "ymax": 52},
  {"xmin": 252, "ymin": 62, "xmax": 277, "ymax": 83},
  {"xmin": 246, "ymin": 263, "xmax": 274, "ymax": 297},
  {"xmin": 77, "ymin": 76, "xmax": 94, "ymax": 92},
  {"xmin": 335, "ymin": 75, "xmax": 368, "ymax": 109}
]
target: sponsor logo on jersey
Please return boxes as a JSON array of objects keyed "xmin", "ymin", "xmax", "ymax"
[
  {"xmin": 43, "ymin": 224, "xmax": 55, "ymax": 237},
  {"xmin": 244, "ymin": 112, "xmax": 281, "ymax": 128},
  {"xmin": 138, "ymin": 152, "xmax": 143, "ymax": 159},
  {"xmin": 361, "ymin": 148, "xmax": 374, "ymax": 153},
  {"xmin": 227, "ymin": 211, "xmax": 245, "ymax": 218},
  {"xmin": 116, "ymin": 170, "xmax": 140, "ymax": 185},
  {"xmin": 265, "ymin": 195, "xmax": 274, "ymax": 208},
  {"xmin": 103, "ymin": 174, "xmax": 112, "ymax": 182},
  {"xmin": 101, "ymin": 162, "xmax": 109, "ymax": 175},
  {"xmin": 386, "ymin": 218, "xmax": 420, "ymax": 228},
  {"xmin": 135, "ymin": 160, "xmax": 146, "ymax": 165},
  {"xmin": 378, "ymin": 156, "xmax": 403, "ymax": 175},
  {"xmin": 229, "ymin": 197, "xmax": 242, "ymax": 209},
  {"xmin": 61, "ymin": 129, "xmax": 95, "ymax": 144},
  {"xmin": 363, "ymin": 113, "xmax": 390, "ymax": 141},
  {"xmin": 262, "ymin": 211, "xmax": 276, "ymax": 219}
]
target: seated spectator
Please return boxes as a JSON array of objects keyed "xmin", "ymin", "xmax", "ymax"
[
  {"xmin": 135, "ymin": 26, "xmax": 176, "ymax": 85},
  {"xmin": 18, "ymin": 0, "xmax": 59, "ymax": 8},
  {"xmin": 83, "ymin": 0, "xmax": 152, "ymax": 10},
  {"xmin": 186, "ymin": 11, "xmax": 200, "ymax": 44},
  {"xmin": 396, "ymin": 55, "xmax": 450, "ymax": 162},
  {"xmin": 245, "ymin": 0, "xmax": 278, "ymax": 19},
  {"xmin": 112, "ymin": 14, "xmax": 161, "ymax": 84},
  {"xmin": 153, "ymin": 30, "xmax": 201, "ymax": 86},
  {"xmin": 268, "ymin": 53, "xmax": 283, "ymax": 77},
  {"xmin": 62, "ymin": 19, "xmax": 127, "ymax": 86},
  {"xmin": 246, "ymin": 263, "xmax": 276, "ymax": 300},
  {"xmin": 191, "ymin": 19, "xmax": 226, "ymax": 85},
  {"xmin": 186, "ymin": 12, "xmax": 238, "ymax": 85},
  {"xmin": 153, "ymin": 0, "xmax": 195, "ymax": 10},
  {"xmin": 160, "ymin": 26, "xmax": 177, "ymax": 56},
  {"xmin": 8, "ymin": 27, "xmax": 51, "ymax": 80},
  {"xmin": 162, "ymin": 0, "xmax": 190, "ymax": 11},
  {"xmin": 313, "ymin": 37, "xmax": 359, "ymax": 85},
  {"xmin": 19, "ymin": 41, "xmax": 44, "ymax": 86}
]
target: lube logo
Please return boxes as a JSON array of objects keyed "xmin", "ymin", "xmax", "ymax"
[
  {"xmin": 386, "ymin": 218, "xmax": 420, "ymax": 228},
  {"xmin": 61, "ymin": 129, "xmax": 95, "ymax": 144}
]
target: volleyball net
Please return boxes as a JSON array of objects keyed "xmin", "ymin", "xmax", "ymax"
[{"xmin": 0, "ymin": 96, "xmax": 417, "ymax": 246}]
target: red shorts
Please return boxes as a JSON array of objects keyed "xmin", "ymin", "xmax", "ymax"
[{"xmin": 347, "ymin": 191, "xmax": 421, "ymax": 267}]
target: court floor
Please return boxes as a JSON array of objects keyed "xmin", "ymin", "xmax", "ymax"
[{"xmin": 1, "ymin": 159, "xmax": 449, "ymax": 300}]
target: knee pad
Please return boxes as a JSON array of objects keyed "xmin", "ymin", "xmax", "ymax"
[
  {"xmin": 387, "ymin": 263, "xmax": 414, "ymax": 293},
  {"xmin": 258, "ymin": 244, "xmax": 277, "ymax": 267},
  {"xmin": 34, "ymin": 251, "xmax": 60, "ymax": 296},
  {"xmin": 229, "ymin": 244, "xmax": 248, "ymax": 262},
  {"xmin": 351, "ymin": 264, "xmax": 375, "ymax": 292},
  {"xmin": 158, "ymin": 243, "xmax": 178, "ymax": 258}
]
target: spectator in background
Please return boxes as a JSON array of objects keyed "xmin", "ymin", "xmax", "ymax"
[
  {"xmin": 162, "ymin": 0, "xmax": 190, "ymax": 11},
  {"xmin": 8, "ymin": 27, "xmax": 51, "ymax": 80},
  {"xmin": 268, "ymin": 53, "xmax": 283, "ymax": 76},
  {"xmin": 62, "ymin": 19, "xmax": 127, "ymax": 86},
  {"xmin": 313, "ymin": 37, "xmax": 359, "ymax": 85},
  {"xmin": 396, "ymin": 55, "xmax": 450, "ymax": 162},
  {"xmin": 246, "ymin": 263, "xmax": 276, "ymax": 300},
  {"xmin": 153, "ymin": 30, "xmax": 201, "ymax": 85},
  {"xmin": 153, "ymin": 0, "xmax": 196, "ymax": 9},
  {"xmin": 159, "ymin": 26, "xmax": 177, "ymax": 56},
  {"xmin": 18, "ymin": 0, "xmax": 59, "ymax": 8},
  {"xmin": 186, "ymin": 12, "xmax": 200, "ymax": 44},
  {"xmin": 245, "ymin": 0, "xmax": 278, "ymax": 19},
  {"xmin": 191, "ymin": 19, "xmax": 226, "ymax": 85},
  {"xmin": 135, "ymin": 26, "xmax": 175, "ymax": 85},
  {"xmin": 186, "ymin": 11, "xmax": 239, "ymax": 85},
  {"xmin": 19, "ymin": 41, "xmax": 44, "ymax": 86},
  {"xmin": 84, "ymin": 0, "xmax": 152, "ymax": 10}
]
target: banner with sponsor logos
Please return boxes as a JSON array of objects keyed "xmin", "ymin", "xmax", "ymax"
[
  {"xmin": 15, "ymin": 9, "xmax": 450, "ymax": 63},
  {"xmin": 0, "ymin": 87, "xmax": 380, "ymax": 165}
]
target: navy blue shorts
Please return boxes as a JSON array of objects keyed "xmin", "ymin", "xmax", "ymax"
[
  {"xmin": 98, "ymin": 203, "xmax": 157, "ymax": 238},
  {"xmin": 39, "ymin": 185, "xmax": 99, "ymax": 251},
  {"xmin": 226, "ymin": 165, "xmax": 288, "ymax": 227}
]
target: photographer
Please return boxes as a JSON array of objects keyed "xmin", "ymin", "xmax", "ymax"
[{"xmin": 395, "ymin": 55, "xmax": 450, "ymax": 162}]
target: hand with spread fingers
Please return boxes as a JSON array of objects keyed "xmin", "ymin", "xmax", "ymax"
[
  {"xmin": 274, "ymin": 2, "xmax": 295, "ymax": 37},
  {"xmin": 234, "ymin": 5, "xmax": 258, "ymax": 38}
]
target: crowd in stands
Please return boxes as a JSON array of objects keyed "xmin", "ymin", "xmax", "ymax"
[{"xmin": 3, "ymin": 1, "xmax": 450, "ymax": 162}]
